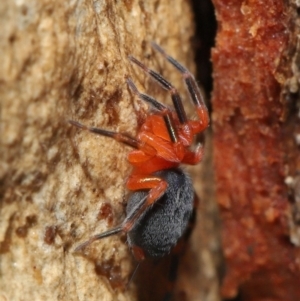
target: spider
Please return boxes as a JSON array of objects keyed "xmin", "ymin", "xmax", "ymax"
[{"xmin": 70, "ymin": 42, "xmax": 209, "ymax": 294}]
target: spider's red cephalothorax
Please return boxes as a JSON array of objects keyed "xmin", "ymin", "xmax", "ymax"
[{"xmin": 69, "ymin": 42, "xmax": 209, "ymax": 262}]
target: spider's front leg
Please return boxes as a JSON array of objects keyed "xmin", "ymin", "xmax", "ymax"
[
  {"xmin": 152, "ymin": 42, "xmax": 210, "ymax": 134},
  {"xmin": 129, "ymin": 48, "xmax": 209, "ymax": 148}
]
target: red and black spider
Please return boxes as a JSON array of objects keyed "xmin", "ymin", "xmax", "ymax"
[{"xmin": 69, "ymin": 42, "xmax": 209, "ymax": 296}]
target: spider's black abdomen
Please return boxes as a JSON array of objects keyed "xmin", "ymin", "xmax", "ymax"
[{"xmin": 126, "ymin": 169, "xmax": 194, "ymax": 259}]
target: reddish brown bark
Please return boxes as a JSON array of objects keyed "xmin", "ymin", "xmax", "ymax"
[{"xmin": 212, "ymin": 0, "xmax": 300, "ymax": 300}]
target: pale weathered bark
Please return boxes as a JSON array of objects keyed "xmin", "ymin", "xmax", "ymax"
[{"xmin": 0, "ymin": 1, "xmax": 220, "ymax": 301}]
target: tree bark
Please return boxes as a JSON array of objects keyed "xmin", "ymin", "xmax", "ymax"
[
  {"xmin": 212, "ymin": 0, "xmax": 300, "ymax": 300},
  {"xmin": 0, "ymin": 1, "xmax": 220, "ymax": 301}
]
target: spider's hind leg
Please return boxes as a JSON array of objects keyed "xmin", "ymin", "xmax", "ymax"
[
  {"xmin": 74, "ymin": 226, "xmax": 123, "ymax": 252},
  {"xmin": 74, "ymin": 174, "xmax": 168, "ymax": 255}
]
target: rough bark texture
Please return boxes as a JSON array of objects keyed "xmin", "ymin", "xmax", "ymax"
[
  {"xmin": 212, "ymin": 0, "xmax": 300, "ymax": 300},
  {"xmin": 0, "ymin": 1, "xmax": 220, "ymax": 301}
]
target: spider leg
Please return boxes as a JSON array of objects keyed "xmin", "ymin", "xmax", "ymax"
[
  {"xmin": 69, "ymin": 120, "xmax": 156, "ymax": 155},
  {"xmin": 123, "ymin": 175, "xmax": 168, "ymax": 232},
  {"xmin": 74, "ymin": 226, "xmax": 123, "ymax": 252},
  {"xmin": 70, "ymin": 119, "xmax": 181, "ymax": 163},
  {"xmin": 151, "ymin": 42, "xmax": 209, "ymax": 133},
  {"xmin": 126, "ymin": 77, "xmax": 167, "ymax": 111},
  {"xmin": 127, "ymin": 77, "xmax": 179, "ymax": 143},
  {"xmin": 128, "ymin": 55, "xmax": 188, "ymax": 125},
  {"xmin": 74, "ymin": 176, "xmax": 167, "ymax": 254}
]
